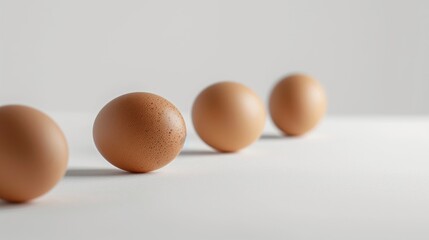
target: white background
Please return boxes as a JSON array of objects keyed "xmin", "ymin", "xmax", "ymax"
[{"xmin": 1, "ymin": 0, "xmax": 428, "ymax": 115}]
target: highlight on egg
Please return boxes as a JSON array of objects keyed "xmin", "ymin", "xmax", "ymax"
[
  {"xmin": 269, "ymin": 74, "xmax": 327, "ymax": 136},
  {"xmin": 192, "ymin": 81, "xmax": 266, "ymax": 152},
  {"xmin": 93, "ymin": 92, "xmax": 187, "ymax": 173},
  {"xmin": 0, "ymin": 105, "xmax": 69, "ymax": 203}
]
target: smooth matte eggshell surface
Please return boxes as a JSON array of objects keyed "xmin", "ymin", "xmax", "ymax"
[
  {"xmin": 192, "ymin": 81, "xmax": 266, "ymax": 152},
  {"xmin": 269, "ymin": 74, "xmax": 327, "ymax": 136},
  {"xmin": 0, "ymin": 105, "xmax": 69, "ymax": 203}
]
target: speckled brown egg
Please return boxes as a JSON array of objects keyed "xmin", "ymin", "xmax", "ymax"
[
  {"xmin": 269, "ymin": 74, "xmax": 327, "ymax": 136},
  {"xmin": 192, "ymin": 81, "xmax": 266, "ymax": 152},
  {"xmin": 0, "ymin": 105, "xmax": 69, "ymax": 203},
  {"xmin": 93, "ymin": 92, "xmax": 186, "ymax": 173}
]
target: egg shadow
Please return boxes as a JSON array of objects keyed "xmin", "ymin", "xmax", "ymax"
[
  {"xmin": 260, "ymin": 133, "xmax": 288, "ymax": 140},
  {"xmin": 65, "ymin": 168, "xmax": 131, "ymax": 177},
  {"xmin": 178, "ymin": 149, "xmax": 223, "ymax": 157},
  {"xmin": 0, "ymin": 200, "xmax": 35, "ymax": 210}
]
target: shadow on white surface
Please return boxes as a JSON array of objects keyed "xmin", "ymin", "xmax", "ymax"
[
  {"xmin": 261, "ymin": 132, "xmax": 331, "ymax": 141},
  {"xmin": 0, "ymin": 200, "xmax": 37, "ymax": 210},
  {"xmin": 259, "ymin": 133, "xmax": 286, "ymax": 139},
  {"xmin": 65, "ymin": 168, "xmax": 129, "ymax": 177},
  {"xmin": 178, "ymin": 149, "xmax": 221, "ymax": 157}
]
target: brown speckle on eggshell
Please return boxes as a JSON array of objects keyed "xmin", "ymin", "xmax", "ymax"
[{"xmin": 93, "ymin": 92, "xmax": 186, "ymax": 173}]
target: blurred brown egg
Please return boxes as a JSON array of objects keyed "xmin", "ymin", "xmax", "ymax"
[
  {"xmin": 269, "ymin": 74, "xmax": 327, "ymax": 136},
  {"xmin": 0, "ymin": 105, "xmax": 68, "ymax": 203},
  {"xmin": 93, "ymin": 92, "xmax": 186, "ymax": 173},
  {"xmin": 192, "ymin": 81, "xmax": 266, "ymax": 152}
]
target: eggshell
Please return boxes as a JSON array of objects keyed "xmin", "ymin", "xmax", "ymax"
[
  {"xmin": 93, "ymin": 92, "xmax": 186, "ymax": 173},
  {"xmin": 0, "ymin": 105, "xmax": 69, "ymax": 203},
  {"xmin": 192, "ymin": 81, "xmax": 266, "ymax": 152},
  {"xmin": 269, "ymin": 74, "xmax": 327, "ymax": 136}
]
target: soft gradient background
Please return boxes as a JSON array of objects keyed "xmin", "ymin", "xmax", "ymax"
[{"xmin": 1, "ymin": 0, "xmax": 428, "ymax": 114}]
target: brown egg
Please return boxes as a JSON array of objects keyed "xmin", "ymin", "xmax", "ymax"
[
  {"xmin": 0, "ymin": 105, "xmax": 68, "ymax": 203},
  {"xmin": 192, "ymin": 81, "xmax": 266, "ymax": 152},
  {"xmin": 269, "ymin": 74, "xmax": 327, "ymax": 136},
  {"xmin": 93, "ymin": 92, "xmax": 186, "ymax": 173}
]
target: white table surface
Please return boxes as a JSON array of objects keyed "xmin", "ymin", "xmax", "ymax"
[{"xmin": 1, "ymin": 113, "xmax": 429, "ymax": 240}]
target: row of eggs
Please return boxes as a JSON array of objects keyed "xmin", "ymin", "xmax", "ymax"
[{"xmin": 0, "ymin": 74, "xmax": 326, "ymax": 203}]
